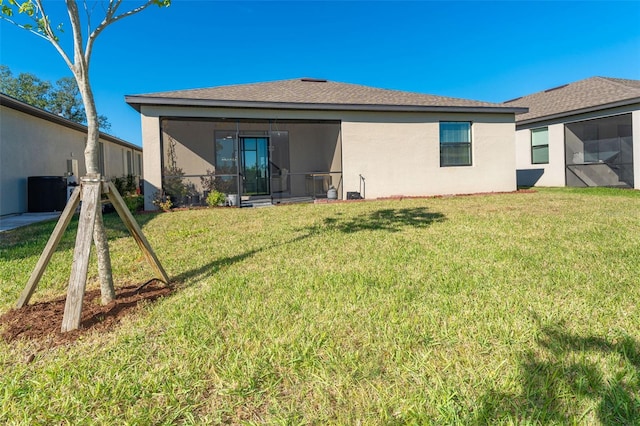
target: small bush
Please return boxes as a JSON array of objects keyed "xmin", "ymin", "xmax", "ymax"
[
  {"xmin": 206, "ymin": 190, "xmax": 226, "ymax": 207},
  {"xmin": 112, "ymin": 175, "xmax": 138, "ymax": 196},
  {"xmin": 152, "ymin": 192, "xmax": 173, "ymax": 212},
  {"xmin": 123, "ymin": 195, "xmax": 144, "ymax": 213}
]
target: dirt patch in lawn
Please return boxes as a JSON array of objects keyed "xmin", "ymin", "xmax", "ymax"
[{"xmin": 0, "ymin": 280, "xmax": 172, "ymax": 349}]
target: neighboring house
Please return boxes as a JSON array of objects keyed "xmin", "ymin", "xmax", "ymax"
[
  {"xmin": 125, "ymin": 78, "xmax": 526, "ymax": 210},
  {"xmin": 506, "ymin": 77, "xmax": 640, "ymax": 189},
  {"xmin": 0, "ymin": 93, "xmax": 143, "ymax": 216}
]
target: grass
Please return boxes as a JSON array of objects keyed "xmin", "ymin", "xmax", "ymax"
[{"xmin": 0, "ymin": 187, "xmax": 639, "ymax": 424}]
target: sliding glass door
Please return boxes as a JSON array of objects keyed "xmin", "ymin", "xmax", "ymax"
[{"xmin": 241, "ymin": 137, "xmax": 270, "ymax": 195}]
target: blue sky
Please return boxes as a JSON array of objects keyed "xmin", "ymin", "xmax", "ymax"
[{"xmin": 1, "ymin": 1, "xmax": 639, "ymax": 146}]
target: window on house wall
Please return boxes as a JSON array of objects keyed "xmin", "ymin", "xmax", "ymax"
[
  {"xmin": 126, "ymin": 150, "xmax": 133, "ymax": 175},
  {"xmin": 440, "ymin": 121, "xmax": 472, "ymax": 166},
  {"xmin": 98, "ymin": 142, "xmax": 105, "ymax": 175},
  {"xmin": 531, "ymin": 127, "xmax": 549, "ymax": 164},
  {"xmin": 136, "ymin": 153, "xmax": 142, "ymax": 177}
]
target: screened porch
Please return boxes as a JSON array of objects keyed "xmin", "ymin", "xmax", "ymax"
[
  {"xmin": 565, "ymin": 114, "xmax": 634, "ymax": 188},
  {"xmin": 160, "ymin": 118, "xmax": 343, "ymax": 207}
]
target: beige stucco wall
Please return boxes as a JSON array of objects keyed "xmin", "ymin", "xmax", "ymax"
[
  {"xmin": 515, "ymin": 123, "xmax": 566, "ymax": 186},
  {"xmin": 163, "ymin": 120, "xmax": 216, "ymax": 175},
  {"xmin": 341, "ymin": 112, "xmax": 516, "ymax": 198},
  {"xmin": 106, "ymin": 145, "xmax": 126, "ymax": 178},
  {"xmin": 138, "ymin": 105, "xmax": 517, "ymax": 209},
  {"xmin": 0, "ymin": 104, "xmax": 141, "ymax": 215},
  {"xmin": 141, "ymin": 112, "xmax": 162, "ymax": 210}
]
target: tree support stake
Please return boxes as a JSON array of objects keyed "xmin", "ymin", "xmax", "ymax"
[{"xmin": 15, "ymin": 176, "xmax": 170, "ymax": 332}]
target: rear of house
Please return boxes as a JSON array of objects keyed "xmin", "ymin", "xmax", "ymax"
[
  {"xmin": 0, "ymin": 93, "xmax": 143, "ymax": 216},
  {"xmin": 508, "ymin": 77, "xmax": 640, "ymax": 189},
  {"xmin": 126, "ymin": 78, "xmax": 526, "ymax": 210}
]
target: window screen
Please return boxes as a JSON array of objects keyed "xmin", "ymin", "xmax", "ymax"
[
  {"xmin": 531, "ymin": 127, "xmax": 549, "ymax": 164},
  {"xmin": 440, "ymin": 122, "xmax": 471, "ymax": 166}
]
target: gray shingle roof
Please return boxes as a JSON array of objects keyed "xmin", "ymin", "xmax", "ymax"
[
  {"xmin": 126, "ymin": 78, "xmax": 525, "ymax": 113},
  {"xmin": 506, "ymin": 76, "xmax": 640, "ymax": 124}
]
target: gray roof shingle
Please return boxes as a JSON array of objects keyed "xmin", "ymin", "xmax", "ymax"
[
  {"xmin": 126, "ymin": 78, "xmax": 525, "ymax": 113},
  {"xmin": 506, "ymin": 76, "xmax": 640, "ymax": 124}
]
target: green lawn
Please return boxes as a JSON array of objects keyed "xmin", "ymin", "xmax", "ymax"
[{"xmin": 1, "ymin": 188, "xmax": 639, "ymax": 424}]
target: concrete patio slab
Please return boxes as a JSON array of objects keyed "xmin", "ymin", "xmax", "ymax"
[{"xmin": 0, "ymin": 212, "xmax": 62, "ymax": 233}]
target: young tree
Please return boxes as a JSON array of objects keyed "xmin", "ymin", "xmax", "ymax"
[
  {"xmin": 1, "ymin": 1, "xmax": 170, "ymax": 314},
  {"xmin": 50, "ymin": 76, "xmax": 111, "ymax": 131}
]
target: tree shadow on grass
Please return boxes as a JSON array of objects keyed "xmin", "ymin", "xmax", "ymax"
[
  {"xmin": 170, "ymin": 233, "xmax": 312, "ymax": 287},
  {"xmin": 4, "ymin": 206, "xmax": 443, "ymax": 344},
  {"xmin": 314, "ymin": 207, "xmax": 446, "ymax": 234},
  {"xmin": 172, "ymin": 207, "xmax": 446, "ymax": 286},
  {"xmin": 473, "ymin": 314, "xmax": 639, "ymax": 424},
  {"xmin": 170, "ymin": 249, "xmax": 262, "ymax": 286}
]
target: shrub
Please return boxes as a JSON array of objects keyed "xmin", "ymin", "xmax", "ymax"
[
  {"xmin": 206, "ymin": 190, "xmax": 226, "ymax": 207},
  {"xmin": 152, "ymin": 192, "xmax": 173, "ymax": 212},
  {"xmin": 112, "ymin": 174, "xmax": 137, "ymax": 196},
  {"xmin": 123, "ymin": 195, "xmax": 144, "ymax": 213}
]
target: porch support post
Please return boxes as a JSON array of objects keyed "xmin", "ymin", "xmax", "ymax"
[{"xmin": 235, "ymin": 125, "xmax": 242, "ymax": 207}]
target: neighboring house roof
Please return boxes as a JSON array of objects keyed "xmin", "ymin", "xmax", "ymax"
[
  {"xmin": 505, "ymin": 77, "xmax": 640, "ymax": 125},
  {"xmin": 0, "ymin": 93, "xmax": 141, "ymax": 152},
  {"xmin": 126, "ymin": 78, "xmax": 527, "ymax": 114}
]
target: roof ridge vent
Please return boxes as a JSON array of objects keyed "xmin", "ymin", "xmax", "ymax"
[
  {"xmin": 504, "ymin": 96, "xmax": 522, "ymax": 103},
  {"xmin": 544, "ymin": 84, "xmax": 569, "ymax": 93},
  {"xmin": 300, "ymin": 78, "xmax": 327, "ymax": 83}
]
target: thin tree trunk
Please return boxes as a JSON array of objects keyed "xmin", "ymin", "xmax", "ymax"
[
  {"xmin": 74, "ymin": 64, "xmax": 116, "ymax": 304},
  {"xmin": 7, "ymin": 0, "xmax": 171, "ymax": 331},
  {"xmin": 93, "ymin": 205, "xmax": 115, "ymax": 304}
]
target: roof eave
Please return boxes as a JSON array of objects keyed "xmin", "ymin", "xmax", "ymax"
[
  {"xmin": 125, "ymin": 96, "xmax": 527, "ymax": 115},
  {"xmin": 1, "ymin": 93, "xmax": 141, "ymax": 151},
  {"xmin": 515, "ymin": 97, "xmax": 640, "ymax": 127}
]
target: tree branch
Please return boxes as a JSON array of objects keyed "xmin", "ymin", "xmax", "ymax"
[
  {"xmin": 86, "ymin": 0, "xmax": 156, "ymax": 60},
  {"xmin": 82, "ymin": 0, "xmax": 91, "ymax": 47},
  {"xmin": 64, "ymin": 0, "xmax": 86, "ymax": 77},
  {"xmin": 0, "ymin": 14, "xmax": 49, "ymax": 41},
  {"xmin": 31, "ymin": 0, "xmax": 75, "ymax": 71}
]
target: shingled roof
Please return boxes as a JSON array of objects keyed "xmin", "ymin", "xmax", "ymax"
[
  {"xmin": 126, "ymin": 78, "xmax": 525, "ymax": 114},
  {"xmin": 505, "ymin": 77, "xmax": 640, "ymax": 124}
]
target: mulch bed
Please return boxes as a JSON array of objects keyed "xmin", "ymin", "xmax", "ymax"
[{"xmin": 0, "ymin": 280, "xmax": 172, "ymax": 349}]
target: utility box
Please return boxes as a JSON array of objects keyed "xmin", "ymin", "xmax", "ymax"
[{"xmin": 28, "ymin": 176, "xmax": 67, "ymax": 212}]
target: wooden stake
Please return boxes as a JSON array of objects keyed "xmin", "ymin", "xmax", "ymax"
[
  {"xmin": 16, "ymin": 187, "xmax": 81, "ymax": 308},
  {"xmin": 17, "ymin": 176, "xmax": 170, "ymax": 333},
  {"xmin": 61, "ymin": 179, "xmax": 101, "ymax": 332},
  {"xmin": 105, "ymin": 181, "xmax": 169, "ymax": 283}
]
